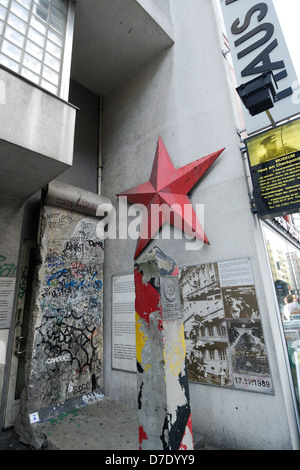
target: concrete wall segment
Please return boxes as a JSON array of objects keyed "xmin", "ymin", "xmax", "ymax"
[
  {"xmin": 22, "ymin": 192, "xmax": 105, "ymax": 420},
  {"xmin": 0, "ymin": 67, "xmax": 76, "ymax": 166},
  {"xmin": 0, "ymin": 67, "xmax": 76, "ymax": 201},
  {"xmin": 134, "ymin": 248, "xmax": 193, "ymax": 449}
]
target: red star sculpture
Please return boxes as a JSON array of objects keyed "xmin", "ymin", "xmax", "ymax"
[{"xmin": 117, "ymin": 137, "xmax": 225, "ymax": 259}]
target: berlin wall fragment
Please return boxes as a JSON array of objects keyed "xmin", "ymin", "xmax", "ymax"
[
  {"xmin": 25, "ymin": 182, "xmax": 106, "ymax": 420},
  {"xmin": 134, "ymin": 247, "xmax": 193, "ymax": 450}
]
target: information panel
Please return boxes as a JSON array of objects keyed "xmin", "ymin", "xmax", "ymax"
[
  {"xmin": 179, "ymin": 259, "xmax": 273, "ymax": 394},
  {"xmin": 0, "ymin": 277, "xmax": 16, "ymax": 329},
  {"xmin": 246, "ymin": 118, "xmax": 300, "ymax": 218},
  {"xmin": 112, "ymin": 274, "xmax": 136, "ymax": 372}
]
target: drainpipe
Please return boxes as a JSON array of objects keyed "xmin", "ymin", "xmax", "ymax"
[{"xmin": 98, "ymin": 96, "xmax": 103, "ymax": 195}]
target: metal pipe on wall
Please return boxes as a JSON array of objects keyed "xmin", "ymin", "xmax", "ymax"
[{"xmin": 98, "ymin": 96, "xmax": 103, "ymax": 195}]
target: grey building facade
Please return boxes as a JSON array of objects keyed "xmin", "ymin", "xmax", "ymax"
[{"xmin": 1, "ymin": 0, "xmax": 300, "ymax": 450}]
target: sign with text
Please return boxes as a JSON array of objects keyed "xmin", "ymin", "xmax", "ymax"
[
  {"xmin": 160, "ymin": 276, "xmax": 183, "ymax": 321},
  {"xmin": 0, "ymin": 278, "xmax": 16, "ymax": 329},
  {"xmin": 112, "ymin": 274, "xmax": 136, "ymax": 372},
  {"xmin": 221, "ymin": 0, "xmax": 300, "ymax": 134},
  {"xmin": 245, "ymin": 117, "xmax": 300, "ymax": 218},
  {"xmin": 179, "ymin": 259, "xmax": 273, "ymax": 394}
]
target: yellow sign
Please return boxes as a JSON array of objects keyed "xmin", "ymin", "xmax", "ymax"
[
  {"xmin": 245, "ymin": 117, "xmax": 300, "ymax": 218},
  {"xmin": 246, "ymin": 118, "xmax": 300, "ymax": 167}
]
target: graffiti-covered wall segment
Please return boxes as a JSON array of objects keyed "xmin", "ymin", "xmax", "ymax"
[{"xmin": 28, "ymin": 198, "xmax": 104, "ymax": 416}]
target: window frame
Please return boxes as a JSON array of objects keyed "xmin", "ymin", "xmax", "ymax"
[{"xmin": 0, "ymin": 0, "xmax": 75, "ymax": 100}]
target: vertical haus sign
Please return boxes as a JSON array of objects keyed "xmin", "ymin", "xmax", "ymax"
[{"xmin": 221, "ymin": 0, "xmax": 300, "ymax": 134}]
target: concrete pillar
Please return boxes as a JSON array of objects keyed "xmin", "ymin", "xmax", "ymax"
[{"xmin": 134, "ymin": 247, "xmax": 193, "ymax": 450}]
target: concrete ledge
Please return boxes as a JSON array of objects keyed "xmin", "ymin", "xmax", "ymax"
[{"xmin": 0, "ymin": 66, "xmax": 76, "ymax": 201}]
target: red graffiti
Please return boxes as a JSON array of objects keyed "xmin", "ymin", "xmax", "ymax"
[
  {"xmin": 70, "ymin": 261, "xmax": 86, "ymax": 278},
  {"xmin": 134, "ymin": 269, "xmax": 162, "ymax": 326},
  {"xmin": 139, "ymin": 425, "xmax": 148, "ymax": 449},
  {"xmin": 171, "ymin": 266, "xmax": 179, "ymax": 277},
  {"xmin": 179, "ymin": 413, "xmax": 193, "ymax": 450}
]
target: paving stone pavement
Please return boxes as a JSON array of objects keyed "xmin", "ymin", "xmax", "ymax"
[
  {"xmin": 33, "ymin": 396, "xmax": 139, "ymax": 450},
  {"xmin": 1, "ymin": 396, "xmax": 214, "ymax": 451}
]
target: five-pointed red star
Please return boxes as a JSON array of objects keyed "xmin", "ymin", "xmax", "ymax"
[{"xmin": 117, "ymin": 137, "xmax": 225, "ymax": 259}]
